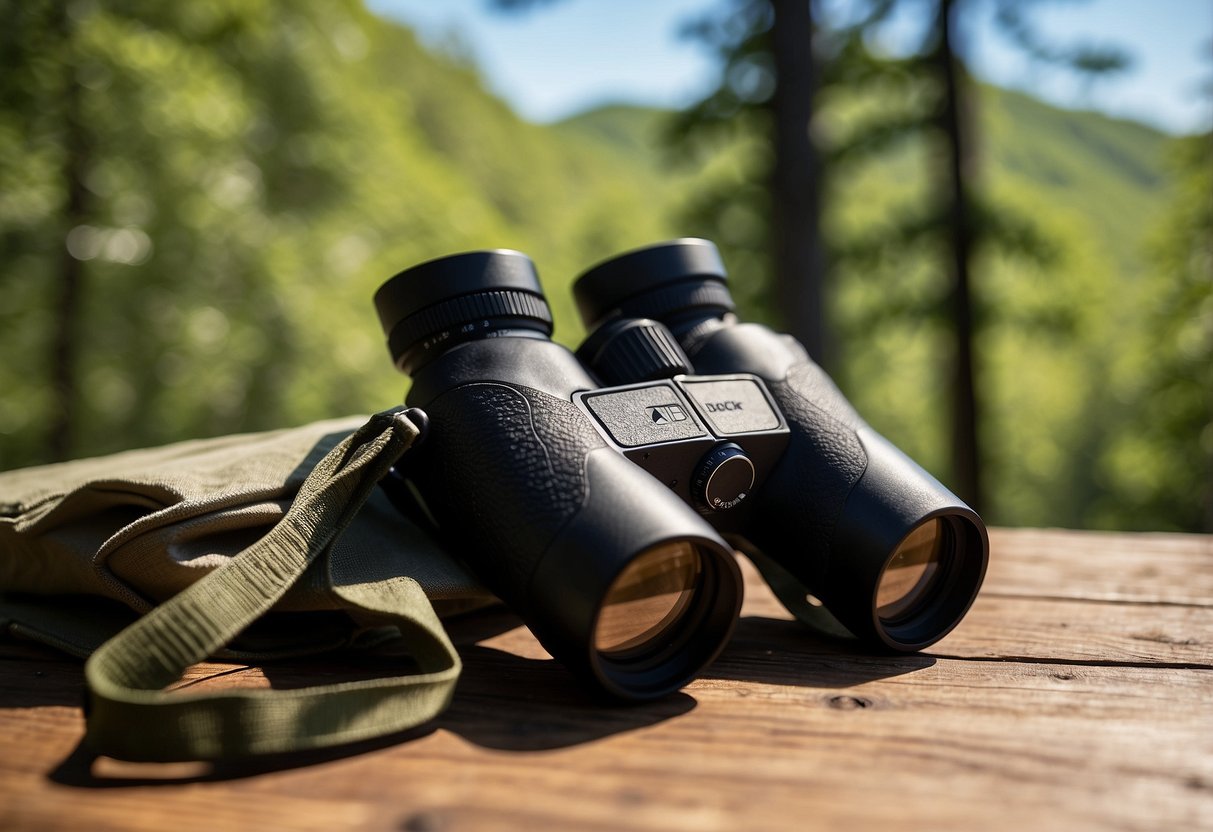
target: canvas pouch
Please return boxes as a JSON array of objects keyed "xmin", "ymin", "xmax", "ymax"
[{"xmin": 0, "ymin": 408, "xmax": 493, "ymax": 761}]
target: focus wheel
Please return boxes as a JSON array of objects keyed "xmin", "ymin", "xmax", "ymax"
[{"xmin": 692, "ymin": 443, "xmax": 755, "ymax": 512}]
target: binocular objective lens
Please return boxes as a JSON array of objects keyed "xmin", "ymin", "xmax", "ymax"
[
  {"xmin": 876, "ymin": 518, "xmax": 947, "ymax": 623},
  {"xmin": 595, "ymin": 543, "xmax": 703, "ymax": 656}
]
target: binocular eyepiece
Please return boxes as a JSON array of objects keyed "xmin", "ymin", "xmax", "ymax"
[{"xmin": 373, "ymin": 239, "xmax": 989, "ymax": 700}]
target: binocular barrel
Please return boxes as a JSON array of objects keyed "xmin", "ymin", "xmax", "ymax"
[
  {"xmin": 374, "ymin": 251, "xmax": 743, "ymax": 699},
  {"xmin": 573, "ymin": 239, "xmax": 988, "ymax": 651}
]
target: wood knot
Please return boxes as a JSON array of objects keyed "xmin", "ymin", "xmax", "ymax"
[
  {"xmin": 828, "ymin": 695, "xmax": 873, "ymax": 710},
  {"xmin": 400, "ymin": 811, "xmax": 444, "ymax": 832}
]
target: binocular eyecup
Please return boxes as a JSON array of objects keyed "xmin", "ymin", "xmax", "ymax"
[
  {"xmin": 374, "ymin": 250, "xmax": 554, "ymax": 374},
  {"xmin": 575, "ymin": 238, "xmax": 735, "ymax": 334}
]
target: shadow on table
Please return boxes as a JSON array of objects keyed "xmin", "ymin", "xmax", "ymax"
[
  {"xmin": 704, "ymin": 615, "xmax": 936, "ymax": 688},
  {"xmin": 46, "ymin": 638, "xmax": 697, "ymax": 788},
  {"xmin": 39, "ymin": 609, "xmax": 934, "ymax": 787},
  {"xmin": 38, "ymin": 608, "xmax": 684, "ymax": 787}
]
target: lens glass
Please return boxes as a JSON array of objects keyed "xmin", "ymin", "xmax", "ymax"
[
  {"xmin": 594, "ymin": 543, "xmax": 702, "ymax": 656},
  {"xmin": 876, "ymin": 518, "xmax": 947, "ymax": 623}
]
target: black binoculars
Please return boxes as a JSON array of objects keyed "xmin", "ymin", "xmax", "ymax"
[{"xmin": 373, "ymin": 239, "xmax": 988, "ymax": 701}]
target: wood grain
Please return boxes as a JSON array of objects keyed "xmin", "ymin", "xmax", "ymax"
[
  {"xmin": 2, "ymin": 528, "xmax": 1211, "ymax": 832},
  {"xmin": 984, "ymin": 527, "xmax": 1213, "ymax": 605}
]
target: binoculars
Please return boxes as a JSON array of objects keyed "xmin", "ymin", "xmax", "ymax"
[{"xmin": 373, "ymin": 239, "xmax": 988, "ymax": 701}]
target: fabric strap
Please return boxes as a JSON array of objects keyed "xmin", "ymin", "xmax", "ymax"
[
  {"xmin": 743, "ymin": 546, "xmax": 853, "ymax": 640},
  {"xmin": 81, "ymin": 408, "xmax": 461, "ymax": 761}
]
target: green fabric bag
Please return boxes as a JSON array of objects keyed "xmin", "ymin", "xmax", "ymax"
[{"xmin": 0, "ymin": 409, "xmax": 493, "ymax": 762}]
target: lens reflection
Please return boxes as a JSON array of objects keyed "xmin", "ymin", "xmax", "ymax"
[
  {"xmin": 876, "ymin": 518, "xmax": 946, "ymax": 622},
  {"xmin": 594, "ymin": 543, "xmax": 702, "ymax": 656}
]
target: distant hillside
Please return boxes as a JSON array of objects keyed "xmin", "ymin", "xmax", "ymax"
[
  {"xmin": 556, "ymin": 82, "xmax": 1183, "ymax": 530},
  {"xmin": 557, "ymin": 87, "xmax": 1175, "ymax": 269},
  {"xmin": 552, "ymin": 104, "xmax": 676, "ymax": 170},
  {"xmin": 978, "ymin": 85, "xmax": 1173, "ymax": 272}
]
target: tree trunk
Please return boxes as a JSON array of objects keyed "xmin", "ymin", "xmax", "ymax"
[
  {"xmin": 936, "ymin": 0, "xmax": 982, "ymax": 510},
  {"xmin": 769, "ymin": 0, "xmax": 828, "ymax": 367},
  {"xmin": 49, "ymin": 7, "xmax": 86, "ymax": 462}
]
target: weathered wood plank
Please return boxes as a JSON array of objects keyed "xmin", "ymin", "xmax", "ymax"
[
  {"xmin": 731, "ymin": 550, "xmax": 1213, "ymax": 668},
  {"xmin": 1, "ymin": 529, "xmax": 1210, "ymax": 832},
  {"xmin": 985, "ymin": 528, "xmax": 1213, "ymax": 605},
  {"xmin": 1, "ymin": 647, "xmax": 1208, "ymax": 832},
  {"xmin": 932, "ymin": 595, "xmax": 1213, "ymax": 665}
]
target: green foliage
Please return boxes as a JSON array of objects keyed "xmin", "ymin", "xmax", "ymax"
[
  {"xmin": 638, "ymin": 0, "xmax": 1189, "ymax": 529},
  {"xmin": 562, "ymin": 84, "xmax": 1187, "ymax": 529},
  {"xmin": 0, "ymin": 0, "xmax": 676, "ymax": 470},
  {"xmin": 816, "ymin": 86, "xmax": 1182, "ymax": 529},
  {"xmin": 0, "ymin": 0, "xmax": 1202, "ymax": 532},
  {"xmin": 1092, "ymin": 132, "xmax": 1213, "ymax": 530}
]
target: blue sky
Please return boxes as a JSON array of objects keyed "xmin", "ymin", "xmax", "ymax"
[{"xmin": 370, "ymin": 0, "xmax": 1212, "ymax": 135}]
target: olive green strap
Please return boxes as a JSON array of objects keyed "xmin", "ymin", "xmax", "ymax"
[
  {"xmin": 743, "ymin": 547, "xmax": 853, "ymax": 640},
  {"xmin": 83, "ymin": 409, "xmax": 461, "ymax": 762}
]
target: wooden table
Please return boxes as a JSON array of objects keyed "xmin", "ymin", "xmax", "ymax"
[{"xmin": 2, "ymin": 528, "xmax": 1211, "ymax": 831}]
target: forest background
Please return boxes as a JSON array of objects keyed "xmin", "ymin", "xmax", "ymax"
[{"xmin": 0, "ymin": 0, "xmax": 1209, "ymax": 532}]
